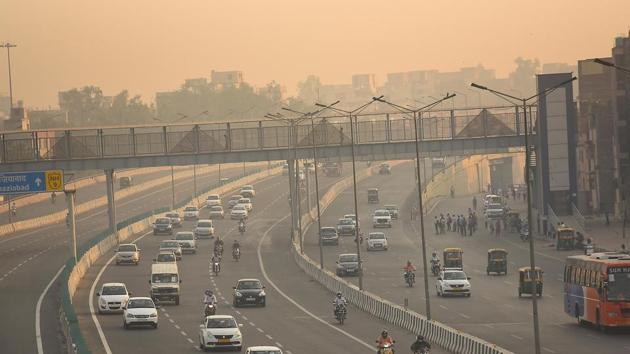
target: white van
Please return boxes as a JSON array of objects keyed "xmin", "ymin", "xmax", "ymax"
[{"xmin": 149, "ymin": 263, "xmax": 181, "ymax": 305}]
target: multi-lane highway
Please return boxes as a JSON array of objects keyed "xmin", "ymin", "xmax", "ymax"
[
  {"xmin": 302, "ymin": 161, "xmax": 630, "ymax": 354},
  {"xmin": 0, "ymin": 163, "xmax": 263, "ymax": 354},
  {"xmin": 73, "ymin": 163, "xmax": 448, "ymax": 354}
]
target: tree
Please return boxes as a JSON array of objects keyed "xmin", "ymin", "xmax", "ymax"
[
  {"xmin": 297, "ymin": 75, "xmax": 322, "ymax": 104},
  {"xmin": 509, "ymin": 57, "xmax": 540, "ymax": 95}
]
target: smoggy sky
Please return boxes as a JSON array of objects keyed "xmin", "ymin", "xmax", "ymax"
[{"xmin": 1, "ymin": 0, "xmax": 629, "ymax": 108}]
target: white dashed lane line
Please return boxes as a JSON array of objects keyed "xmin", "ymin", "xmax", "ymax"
[
  {"xmin": 510, "ymin": 334, "xmax": 524, "ymax": 340},
  {"xmin": 0, "ymin": 244, "xmax": 56, "ymax": 282}
]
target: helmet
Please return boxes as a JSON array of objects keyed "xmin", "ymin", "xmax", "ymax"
[
  {"xmin": 381, "ymin": 330, "xmax": 388, "ymax": 337},
  {"xmin": 432, "ymin": 251, "xmax": 437, "ymax": 257},
  {"xmin": 406, "ymin": 260, "xmax": 412, "ymax": 265},
  {"xmin": 205, "ymin": 289, "xmax": 212, "ymax": 296},
  {"xmin": 336, "ymin": 292, "xmax": 342, "ymax": 298},
  {"xmin": 417, "ymin": 335, "xmax": 424, "ymax": 341}
]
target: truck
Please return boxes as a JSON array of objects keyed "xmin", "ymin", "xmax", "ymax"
[{"xmin": 323, "ymin": 162, "xmax": 343, "ymax": 177}]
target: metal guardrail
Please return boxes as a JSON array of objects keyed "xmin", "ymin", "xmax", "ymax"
[
  {"xmin": 571, "ymin": 203, "xmax": 588, "ymax": 232},
  {"xmin": 1, "ymin": 106, "xmax": 534, "ymax": 165}
]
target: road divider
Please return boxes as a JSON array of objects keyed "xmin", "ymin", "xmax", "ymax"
[
  {"xmin": 59, "ymin": 163, "xmax": 282, "ymax": 354},
  {"xmin": 0, "ymin": 162, "xmax": 270, "ymax": 238},
  {"xmin": 292, "ymin": 159, "xmax": 513, "ymax": 354}
]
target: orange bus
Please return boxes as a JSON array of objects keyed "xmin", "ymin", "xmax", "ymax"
[{"xmin": 564, "ymin": 252, "xmax": 630, "ymax": 329}]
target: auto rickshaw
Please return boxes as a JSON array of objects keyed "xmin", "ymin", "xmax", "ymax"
[
  {"xmin": 518, "ymin": 266, "xmax": 543, "ymax": 297},
  {"xmin": 486, "ymin": 249, "xmax": 508, "ymax": 275},
  {"xmin": 556, "ymin": 227, "xmax": 576, "ymax": 250},
  {"xmin": 506, "ymin": 211, "xmax": 521, "ymax": 233},
  {"xmin": 443, "ymin": 248, "xmax": 463, "ymax": 270},
  {"xmin": 367, "ymin": 188, "xmax": 379, "ymax": 204}
]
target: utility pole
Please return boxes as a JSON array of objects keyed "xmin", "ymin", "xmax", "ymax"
[
  {"xmin": 65, "ymin": 189, "xmax": 78, "ymax": 264},
  {"xmin": 1, "ymin": 43, "xmax": 17, "ymax": 121},
  {"xmin": 171, "ymin": 166, "xmax": 176, "ymax": 209}
]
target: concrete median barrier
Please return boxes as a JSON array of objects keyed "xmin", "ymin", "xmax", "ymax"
[{"xmin": 293, "ymin": 160, "xmax": 513, "ymax": 354}]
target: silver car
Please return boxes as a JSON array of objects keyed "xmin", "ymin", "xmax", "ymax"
[
  {"xmin": 208, "ymin": 205, "xmax": 225, "ymax": 219},
  {"xmin": 159, "ymin": 240, "xmax": 182, "ymax": 260},
  {"xmin": 115, "ymin": 244, "xmax": 140, "ymax": 265}
]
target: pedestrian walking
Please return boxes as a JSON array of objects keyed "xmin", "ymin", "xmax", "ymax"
[
  {"xmin": 472, "ymin": 196, "xmax": 477, "ymax": 210},
  {"xmin": 434, "ymin": 216, "xmax": 439, "ymax": 234}
]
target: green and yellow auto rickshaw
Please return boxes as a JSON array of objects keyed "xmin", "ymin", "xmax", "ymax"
[
  {"xmin": 518, "ymin": 266, "xmax": 543, "ymax": 297},
  {"xmin": 443, "ymin": 248, "xmax": 464, "ymax": 270},
  {"xmin": 556, "ymin": 227, "xmax": 576, "ymax": 250},
  {"xmin": 486, "ymin": 248, "xmax": 508, "ymax": 275}
]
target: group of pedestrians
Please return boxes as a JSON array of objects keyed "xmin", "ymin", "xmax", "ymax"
[{"xmin": 434, "ymin": 210, "xmax": 478, "ymax": 236}]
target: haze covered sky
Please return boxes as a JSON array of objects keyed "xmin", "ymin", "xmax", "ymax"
[{"xmin": 1, "ymin": 0, "xmax": 629, "ymax": 108}]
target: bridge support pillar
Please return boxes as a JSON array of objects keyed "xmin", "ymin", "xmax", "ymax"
[
  {"xmin": 287, "ymin": 159, "xmax": 297, "ymax": 240},
  {"xmin": 105, "ymin": 169, "xmax": 118, "ymax": 243}
]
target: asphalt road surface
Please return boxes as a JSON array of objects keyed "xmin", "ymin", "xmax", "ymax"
[
  {"xmin": 0, "ymin": 163, "xmax": 261, "ymax": 354},
  {"xmin": 303, "ymin": 161, "xmax": 630, "ymax": 354}
]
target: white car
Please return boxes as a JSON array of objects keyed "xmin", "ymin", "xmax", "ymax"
[
  {"xmin": 436, "ymin": 270, "xmax": 471, "ymax": 297},
  {"xmin": 159, "ymin": 240, "xmax": 182, "ymax": 260},
  {"xmin": 175, "ymin": 231, "xmax": 197, "ymax": 253},
  {"xmin": 240, "ymin": 185, "xmax": 256, "ymax": 198},
  {"xmin": 246, "ymin": 346, "xmax": 283, "ymax": 354},
  {"xmin": 199, "ymin": 315, "xmax": 243, "ymax": 351},
  {"xmin": 238, "ymin": 198, "xmax": 253, "ymax": 211},
  {"xmin": 208, "ymin": 205, "xmax": 225, "ymax": 219},
  {"xmin": 372, "ymin": 209, "xmax": 392, "ymax": 228},
  {"xmin": 96, "ymin": 283, "xmax": 130, "ymax": 313},
  {"xmin": 183, "ymin": 205, "xmax": 200, "ymax": 220},
  {"xmin": 206, "ymin": 194, "xmax": 221, "ymax": 207},
  {"xmin": 228, "ymin": 194, "xmax": 243, "ymax": 209},
  {"xmin": 366, "ymin": 232, "xmax": 388, "ymax": 251},
  {"xmin": 123, "ymin": 297, "xmax": 158, "ymax": 329},
  {"xmin": 231, "ymin": 205, "xmax": 248, "ymax": 220},
  {"xmin": 194, "ymin": 219, "xmax": 215, "ymax": 239},
  {"xmin": 115, "ymin": 243, "xmax": 140, "ymax": 265}
]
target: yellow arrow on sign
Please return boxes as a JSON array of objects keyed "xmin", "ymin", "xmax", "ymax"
[{"xmin": 45, "ymin": 170, "xmax": 64, "ymax": 191}]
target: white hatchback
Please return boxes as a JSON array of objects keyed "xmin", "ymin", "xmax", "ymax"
[
  {"xmin": 436, "ymin": 270, "xmax": 471, "ymax": 297},
  {"xmin": 199, "ymin": 315, "xmax": 243, "ymax": 351},
  {"xmin": 231, "ymin": 205, "xmax": 248, "ymax": 220},
  {"xmin": 206, "ymin": 194, "xmax": 221, "ymax": 207},
  {"xmin": 123, "ymin": 297, "xmax": 158, "ymax": 329},
  {"xmin": 366, "ymin": 232, "xmax": 388, "ymax": 251},
  {"xmin": 183, "ymin": 205, "xmax": 200, "ymax": 220},
  {"xmin": 96, "ymin": 282, "xmax": 130, "ymax": 313}
]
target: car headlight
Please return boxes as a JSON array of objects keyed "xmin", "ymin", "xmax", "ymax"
[
  {"xmin": 235, "ymin": 291, "xmax": 242, "ymax": 297},
  {"xmin": 99, "ymin": 298, "xmax": 107, "ymax": 305},
  {"xmin": 149, "ymin": 313, "xmax": 157, "ymax": 318},
  {"xmin": 233, "ymin": 333, "xmax": 242, "ymax": 340},
  {"xmin": 126, "ymin": 313, "xmax": 135, "ymax": 318},
  {"xmin": 259, "ymin": 291, "xmax": 266, "ymax": 297}
]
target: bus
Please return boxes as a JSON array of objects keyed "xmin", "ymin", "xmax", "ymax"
[{"xmin": 564, "ymin": 252, "xmax": 630, "ymax": 329}]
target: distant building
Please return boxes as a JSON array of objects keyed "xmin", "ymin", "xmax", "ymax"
[
  {"xmin": 612, "ymin": 31, "xmax": 630, "ymax": 217},
  {"xmin": 210, "ymin": 70, "xmax": 243, "ymax": 90},
  {"xmin": 352, "ymin": 74, "xmax": 376, "ymax": 95},
  {"xmin": 576, "ymin": 58, "xmax": 616, "ymax": 214},
  {"xmin": 0, "ymin": 100, "xmax": 29, "ymax": 131},
  {"xmin": 28, "ymin": 109, "xmax": 69, "ymax": 129}
]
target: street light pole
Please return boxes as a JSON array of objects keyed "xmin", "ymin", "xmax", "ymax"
[
  {"xmin": 171, "ymin": 166, "xmax": 176, "ymax": 209},
  {"xmin": 471, "ymin": 77, "xmax": 577, "ymax": 354},
  {"xmin": 1, "ymin": 43, "xmax": 17, "ymax": 121},
  {"xmin": 373, "ymin": 94, "xmax": 456, "ymax": 320}
]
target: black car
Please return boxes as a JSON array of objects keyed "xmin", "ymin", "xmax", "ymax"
[
  {"xmin": 233, "ymin": 279, "xmax": 266, "ymax": 307},
  {"xmin": 153, "ymin": 217, "xmax": 173, "ymax": 235}
]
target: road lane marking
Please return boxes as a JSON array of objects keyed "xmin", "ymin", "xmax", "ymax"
[
  {"xmin": 510, "ymin": 334, "xmax": 523, "ymax": 340},
  {"xmin": 503, "ymin": 280, "xmax": 513, "ymax": 285},
  {"xmin": 266, "ymin": 334, "xmax": 273, "ymax": 340},
  {"xmin": 439, "ymin": 304, "xmax": 448, "ymax": 310},
  {"xmin": 542, "ymin": 347, "xmax": 556, "ymax": 353},
  {"xmin": 458, "ymin": 313, "xmax": 470, "ymax": 319},
  {"xmin": 89, "ymin": 230, "xmax": 152, "ymax": 354},
  {"xmin": 36, "ymin": 264, "xmax": 65, "ymax": 354},
  {"xmin": 174, "ymin": 324, "xmax": 180, "ymax": 329},
  {"xmin": 258, "ymin": 215, "xmax": 375, "ymax": 351}
]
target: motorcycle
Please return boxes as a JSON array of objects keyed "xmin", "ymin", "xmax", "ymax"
[
  {"xmin": 204, "ymin": 303, "xmax": 216, "ymax": 316},
  {"xmin": 233, "ymin": 248, "xmax": 240, "ymax": 262},
  {"xmin": 334, "ymin": 304, "xmax": 347, "ymax": 325},
  {"xmin": 520, "ymin": 224, "xmax": 529, "ymax": 242},
  {"xmin": 238, "ymin": 223, "xmax": 246, "ymax": 234},
  {"xmin": 376, "ymin": 342, "xmax": 395, "ymax": 354},
  {"xmin": 215, "ymin": 244, "xmax": 224, "ymax": 257},
  {"xmin": 212, "ymin": 260, "xmax": 221, "ymax": 276},
  {"xmin": 404, "ymin": 271, "xmax": 415, "ymax": 287},
  {"xmin": 431, "ymin": 261, "xmax": 440, "ymax": 276},
  {"xmin": 413, "ymin": 349, "xmax": 430, "ymax": 354}
]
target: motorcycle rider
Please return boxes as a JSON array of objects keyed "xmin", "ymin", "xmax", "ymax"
[
  {"xmin": 238, "ymin": 219, "xmax": 246, "ymax": 233},
  {"xmin": 203, "ymin": 289, "xmax": 217, "ymax": 314},
  {"xmin": 214, "ymin": 237, "xmax": 224, "ymax": 255},
  {"xmin": 211, "ymin": 253, "xmax": 221, "ymax": 274},
  {"xmin": 376, "ymin": 330, "xmax": 395, "ymax": 353},
  {"xmin": 403, "ymin": 260, "xmax": 416, "ymax": 283},
  {"xmin": 410, "ymin": 335, "xmax": 431, "ymax": 353},
  {"xmin": 10, "ymin": 202, "xmax": 16, "ymax": 216},
  {"xmin": 430, "ymin": 252, "xmax": 440, "ymax": 269},
  {"xmin": 332, "ymin": 292, "xmax": 347, "ymax": 318},
  {"xmin": 232, "ymin": 240, "xmax": 241, "ymax": 259}
]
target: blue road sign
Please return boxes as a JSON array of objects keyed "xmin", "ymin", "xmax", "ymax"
[{"xmin": 0, "ymin": 170, "xmax": 64, "ymax": 195}]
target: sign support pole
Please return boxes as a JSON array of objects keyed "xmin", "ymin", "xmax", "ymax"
[{"xmin": 65, "ymin": 189, "xmax": 78, "ymax": 265}]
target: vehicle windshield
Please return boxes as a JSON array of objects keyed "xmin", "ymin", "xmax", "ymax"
[
  {"xmin": 161, "ymin": 242, "xmax": 179, "ymax": 248},
  {"xmin": 239, "ymin": 199, "xmax": 250, "ymax": 203},
  {"xmin": 156, "ymin": 218, "xmax": 170, "ymax": 224},
  {"xmin": 375, "ymin": 211, "xmax": 389, "ymax": 216},
  {"xmin": 339, "ymin": 255, "xmax": 358, "ymax": 262},
  {"xmin": 206, "ymin": 318, "xmax": 237, "ymax": 328},
  {"xmin": 233, "ymin": 205, "xmax": 245, "ymax": 211},
  {"xmin": 156, "ymin": 254, "xmax": 175, "ymax": 262},
  {"xmin": 250, "ymin": 351, "xmax": 281, "ymax": 354},
  {"xmin": 321, "ymin": 228, "xmax": 336, "ymax": 235},
  {"xmin": 166, "ymin": 213, "xmax": 179, "ymax": 218},
  {"xmin": 118, "ymin": 245, "xmax": 136, "ymax": 252},
  {"xmin": 207, "ymin": 195, "xmax": 219, "ymax": 200},
  {"xmin": 197, "ymin": 221, "xmax": 212, "ymax": 227},
  {"xmin": 339, "ymin": 219, "xmax": 353, "ymax": 225},
  {"xmin": 488, "ymin": 203, "xmax": 502, "ymax": 209},
  {"xmin": 127, "ymin": 299, "xmax": 155, "ymax": 309},
  {"xmin": 237, "ymin": 280, "xmax": 262, "ymax": 290},
  {"xmin": 184, "ymin": 207, "xmax": 197, "ymax": 212},
  {"xmin": 231, "ymin": 195, "xmax": 242, "ymax": 200},
  {"xmin": 443, "ymin": 272, "xmax": 467, "ymax": 280},
  {"xmin": 384, "ymin": 205, "xmax": 397, "ymax": 210},
  {"xmin": 608, "ymin": 271, "xmax": 630, "ymax": 301},
  {"xmin": 102, "ymin": 285, "xmax": 127, "ymax": 295},
  {"xmin": 368, "ymin": 191, "xmax": 378, "ymax": 195},
  {"xmin": 210, "ymin": 206, "xmax": 223, "ymax": 211},
  {"xmin": 152, "ymin": 273, "xmax": 178, "ymax": 283},
  {"xmin": 176, "ymin": 233, "xmax": 194, "ymax": 240},
  {"xmin": 369, "ymin": 233, "xmax": 385, "ymax": 240}
]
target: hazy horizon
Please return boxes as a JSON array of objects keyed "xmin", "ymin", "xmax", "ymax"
[{"xmin": 1, "ymin": 0, "xmax": 629, "ymax": 108}]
